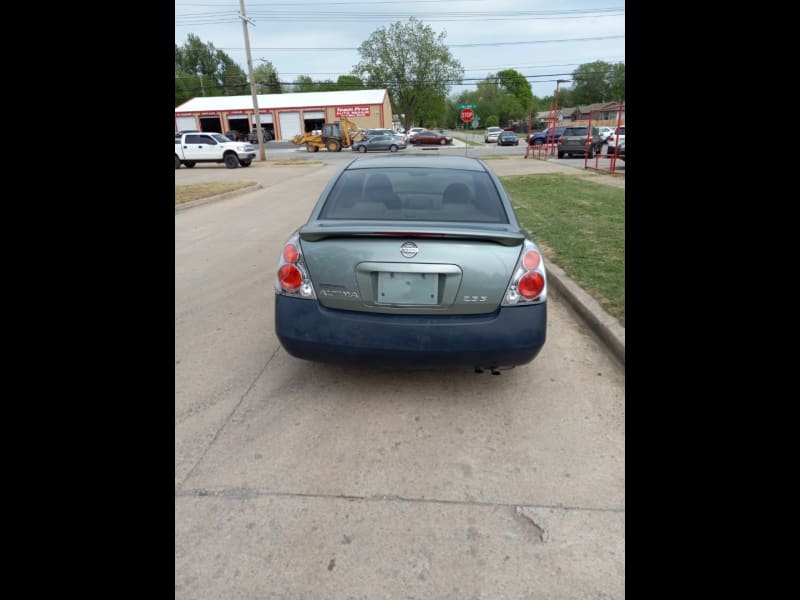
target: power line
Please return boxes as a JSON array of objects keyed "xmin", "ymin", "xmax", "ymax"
[{"xmin": 210, "ymin": 35, "xmax": 623, "ymax": 52}]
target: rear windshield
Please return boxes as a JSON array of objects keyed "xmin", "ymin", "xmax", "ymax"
[
  {"xmin": 319, "ymin": 168, "xmax": 509, "ymax": 223},
  {"xmin": 564, "ymin": 127, "xmax": 588, "ymax": 135}
]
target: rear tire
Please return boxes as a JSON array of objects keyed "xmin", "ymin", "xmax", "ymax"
[
  {"xmin": 440, "ymin": 139, "xmax": 446, "ymax": 145},
  {"xmin": 326, "ymin": 139, "xmax": 341, "ymax": 152},
  {"xmin": 588, "ymin": 146, "xmax": 595, "ymax": 159},
  {"xmin": 184, "ymin": 161, "xmax": 196, "ymax": 168},
  {"xmin": 175, "ymin": 155, "xmax": 181, "ymax": 169},
  {"xmin": 358, "ymin": 145, "xmax": 367, "ymax": 153},
  {"xmin": 389, "ymin": 145, "xmax": 398, "ymax": 152},
  {"xmin": 224, "ymin": 154, "xmax": 239, "ymax": 169},
  {"xmin": 533, "ymin": 139, "xmax": 543, "ymax": 146}
]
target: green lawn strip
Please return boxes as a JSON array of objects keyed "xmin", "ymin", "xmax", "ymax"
[
  {"xmin": 500, "ymin": 173, "xmax": 625, "ymax": 325},
  {"xmin": 175, "ymin": 181, "xmax": 258, "ymax": 205}
]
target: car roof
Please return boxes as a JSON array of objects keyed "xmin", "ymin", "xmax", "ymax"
[{"xmin": 344, "ymin": 154, "xmax": 489, "ymax": 172}]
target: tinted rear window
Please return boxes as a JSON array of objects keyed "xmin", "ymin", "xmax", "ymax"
[
  {"xmin": 320, "ymin": 168, "xmax": 509, "ymax": 223},
  {"xmin": 564, "ymin": 127, "xmax": 588, "ymax": 135}
]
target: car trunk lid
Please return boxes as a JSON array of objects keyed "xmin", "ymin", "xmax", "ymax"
[{"xmin": 298, "ymin": 224, "xmax": 524, "ymax": 315}]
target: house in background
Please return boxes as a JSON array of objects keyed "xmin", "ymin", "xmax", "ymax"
[
  {"xmin": 568, "ymin": 102, "xmax": 625, "ymax": 124},
  {"xmin": 533, "ymin": 107, "xmax": 576, "ymax": 129}
]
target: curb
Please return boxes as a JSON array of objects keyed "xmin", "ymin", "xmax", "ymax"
[
  {"xmin": 545, "ymin": 260, "xmax": 625, "ymax": 366},
  {"xmin": 175, "ymin": 183, "xmax": 262, "ymax": 213}
]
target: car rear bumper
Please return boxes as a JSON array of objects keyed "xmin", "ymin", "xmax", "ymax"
[{"xmin": 275, "ymin": 294, "xmax": 547, "ymax": 369}]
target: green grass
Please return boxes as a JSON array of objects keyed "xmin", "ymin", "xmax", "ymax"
[{"xmin": 500, "ymin": 173, "xmax": 625, "ymax": 325}]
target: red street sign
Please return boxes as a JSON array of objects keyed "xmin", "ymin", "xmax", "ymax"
[{"xmin": 460, "ymin": 108, "xmax": 474, "ymax": 122}]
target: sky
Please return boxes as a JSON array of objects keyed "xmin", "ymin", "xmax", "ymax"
[{"xmin": 175, "ymin": 0, "xmax": 625, "ymax": 101}]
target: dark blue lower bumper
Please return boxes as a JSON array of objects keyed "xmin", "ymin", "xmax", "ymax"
[{"xmin": 275, "ymin": 295, "xmax": 547, "ymax": 369}]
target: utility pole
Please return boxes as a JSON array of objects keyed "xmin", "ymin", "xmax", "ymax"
[{"xmin": 239, "ymin": 0, "xmax": 265, "ymax": 161}]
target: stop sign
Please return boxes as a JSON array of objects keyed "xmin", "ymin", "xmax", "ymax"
[{"xmin": 460, "ymin": 108, "xmax": 474, "ymax": 122}]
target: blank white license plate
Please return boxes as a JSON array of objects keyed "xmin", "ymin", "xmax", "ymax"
[{"xmin": 377, "ymin": 272, "xmax": 438, "ymax": 305}]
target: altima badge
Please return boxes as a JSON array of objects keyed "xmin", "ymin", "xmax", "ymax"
[{"xmin": 400, "ymin": 242, "xmax": 419, "ymax": 258}]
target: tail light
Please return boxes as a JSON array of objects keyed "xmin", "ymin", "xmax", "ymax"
[
  {"xmin": 274, "ymin": 232, "xmax": 317, "ymax": 299},
  {"xmin": 502, "ymin": 240, "xmax": 547, "ymax": 305}
]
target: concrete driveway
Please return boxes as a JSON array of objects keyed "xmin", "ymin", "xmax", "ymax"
[{"xmin": 175, "ymin": 159, "xmax": 625, "ymax": 599}]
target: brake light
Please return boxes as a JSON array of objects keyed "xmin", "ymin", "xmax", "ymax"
[
  {"xmin": 518, "ymin": 272, "xmax": 544, "ymax": 299},
  {"xmin": 522, "ymin": 251, "xmax": 540, "ymax": 270},
  {"xmin": 283, "ymin": 243, "xmax": 299, "ymax": 263},
  {"xmin": 279, "ymin": 264, "xmax": 302, "ymax": 292},
  {"xmin": 275, "ymin": 233, "xmax": 317, "ymax": 299},
  {"xmin": 502, "ymin": 242, "xmax": 547, "ymax": 305}
]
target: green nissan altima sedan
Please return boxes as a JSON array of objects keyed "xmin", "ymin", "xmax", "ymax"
[{"xmin": 274, "ymin": 154, "xmax": 547, "ymax": 371}]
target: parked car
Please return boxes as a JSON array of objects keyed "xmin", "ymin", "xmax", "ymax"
[
  {"xmin": 557, "ymin": 126, "xmax": 603, "ymax": 159},
  {"xmin": 409, "ymin": 130, "xmax": 454, "ymax": 145},
  {"xmin": 596, "ymin": 126, "xmax": 614, "ymax": 141},
  {"xmin": 497, "ymin": 131, "xmax": 520, "ymax": 146},
  {"xmin": 364, "ymin": 128, "xmax": 396, "ymax": 139},
  {"xmin": 614, "ymin": 141, "xmax": 625, "ymax": 162},
  {"xmin": 606, "ymin": 126, "xmax": 625, "ymax": 153},
  {"xmin": 224, "ymin": 130, "xmax": 246, "ymax": 142},
  {"xmin": 273, "ymin": 154, "xmax": 548, "ymax": 369},
  {"xmin": 405, "ymin": 127, "xmax": 427, "ymax": 142},
  {"xmin": 352, "ymin": 133, "xmax": 406, "ymax": 153},
  {"xmin": 484, "ymin": 127, "xmax": 503, "ymax": 143},
  {"xmin": 529, "ymin": 126, "xmax": 567, "ymax": 146},
  {"xmin": 247, "ymin": 127, "xmax": 274, "ymax": 143}
]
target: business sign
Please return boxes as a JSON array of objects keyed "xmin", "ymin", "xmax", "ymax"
[{"xmin": 336, "ymin": 106, "xmax": 371, "ymax": 117}]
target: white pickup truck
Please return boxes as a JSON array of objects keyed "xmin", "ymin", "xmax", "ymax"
[{"xmin": 175, "ymin": 132, "xmax": 257, "ymax": 169}]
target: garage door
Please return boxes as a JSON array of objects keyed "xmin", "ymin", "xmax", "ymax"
[
  {"xmin": 176, "ymin": 116, "xmax": 197, "ymax": 131},
  {"xmin": 278, "ymin": 112, "xmax": 302, "ymax": 139},
  {"xmin": 304, "ymin": 111, "xmax": 324, "ymax": 119},
  {"xmin": 252, "ymin": 114, "xmax": 274, "ymax": 125},
  {"xmin": 228, "ymin": 117, "xmax": 249, "ymax": 132}
]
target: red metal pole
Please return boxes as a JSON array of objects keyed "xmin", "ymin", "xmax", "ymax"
[
  {"xmin": 550, "ymin": 81, "xmax": 561, "ymax": 156},
  {"xmin": 610, "ymin": 101, "xmax": 624, "ymax": 173},
  {"xmin": 525, "ymin": 109, "xmax": 532, "ymax": 158}
]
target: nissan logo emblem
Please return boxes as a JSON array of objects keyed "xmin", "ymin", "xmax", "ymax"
[{"xmin": 400, "ymin": 242, "xmax": 419, "ymax": 258}]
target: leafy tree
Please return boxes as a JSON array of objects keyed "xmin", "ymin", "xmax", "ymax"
[
  {"xmin": 569, "ymin": 61, "xmax": 624, "ymax": 105},
  {"xmin": 607, "ymin": 63, "xmax": 625, "ymax": 103},
  {"xmin": 485, "ymin": 115, "xmax": 499, "ymax": 127},
  {"xmin": 414, "ymin": 89, "xmax": 448, "ymax": 128},
  {"xmin": 496, "ymin": 69, "xmax": 533, "ymax": 111},
  {"xmin": 175, "ymin": 66, "xmax": 193, "ymax": 107},
  {"xmin": 217, "ymin": 52, "xmax": 247, "ymax": 96},
  {"xmin": 175, "ymin": 34, "xmax": 217, "ymax": 77},
  {"xmin": 336, "ymin": 75, "xmax": 365, "ymax": 90},
  {"xmin": 316, "ymin": 80, "xmax": 338, "ymax": 92},
  {"xmin": 253, "ymin": 61, "xmax": 282, "ymax": 94},
  {"xmin": 293, "ymin": 75, "xmax": 317, "ymax": 92},
  {"xmin": 175, "ymin": 34, "xmax": 248, "ymax": 103},
  {"xmin": 352, "ymin": 17, "xmax": 463, "ymax": 130},
  {"xmin": 470, "ymin": 77, "xmax": 525, "ymax": 128}
]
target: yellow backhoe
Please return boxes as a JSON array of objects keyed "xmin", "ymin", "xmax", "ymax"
[{"xmin": 290, "ymin": 116, "xmax": 364, "ymax": 152}]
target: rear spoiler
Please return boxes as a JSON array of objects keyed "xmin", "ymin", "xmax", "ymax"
[{"xmin": 299, "ymin": 222, "xmax": 526, "ymax": 246}]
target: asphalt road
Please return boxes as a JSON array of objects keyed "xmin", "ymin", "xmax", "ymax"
[
  {"xmin": 217, "ymin": 129, "xmax": 623, "ymax": 174},
  {"xmin": 175, "ymin": 158, "xmax": 625, "ymax": 599}
]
